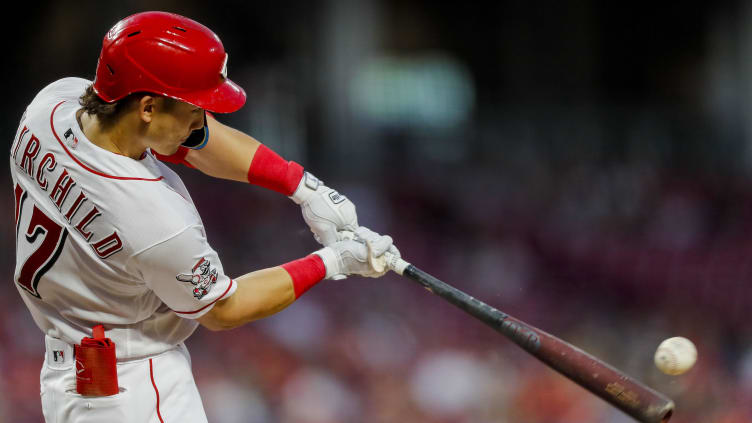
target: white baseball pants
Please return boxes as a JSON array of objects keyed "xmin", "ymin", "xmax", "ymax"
[{"xmin": 41, "ymin": 336, "xmax": 208, "ymax": 423}]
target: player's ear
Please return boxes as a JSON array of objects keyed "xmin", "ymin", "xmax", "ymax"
[{"xmin": 138, "ymin": 95, "xmax": 156, "ymax": 123}]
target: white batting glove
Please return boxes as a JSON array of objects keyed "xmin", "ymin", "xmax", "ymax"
[
  {"xmin": 290, "ymin": 172, "xmax": 358, "ymax": 246},
  {"xmin": 313, "ymin": 227, "xmax": 396, "ymax": 279},
  {"xmin": 351, "ymin": 226, "xmax": 401, "ymax": 261}
]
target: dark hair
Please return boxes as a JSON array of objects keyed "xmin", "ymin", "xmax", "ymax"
[{"xmin": 78, "ymin": 85, "xmax": 178, "ymax": 127}]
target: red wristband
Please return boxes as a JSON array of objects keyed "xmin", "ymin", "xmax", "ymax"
[
  {"xmin": 281, "ymin": 254, "xmax": 327, "ymax": 298},
  {"xmin": 247, "ymin": 144, "xmax": 304, "ymax": 195}
]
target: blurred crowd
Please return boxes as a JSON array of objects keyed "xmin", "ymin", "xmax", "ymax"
[
  {"xmin": 4, "ymin": 147, "xmax": 752, "ymax": 422},
  {"xmin": 4, "ymin": 1, "xmax": 752, "ymax": 422},
  {"xmin": 185, "ymin": 144, "xmax": 752, "ymax": 423}
]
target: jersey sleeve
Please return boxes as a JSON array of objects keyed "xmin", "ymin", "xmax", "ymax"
[{"xmin": 130, "ymin": 225, "xmax": 236, "ymax": 319}]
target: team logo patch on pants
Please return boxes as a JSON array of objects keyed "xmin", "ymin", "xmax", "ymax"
[{"xmin": 176, "ymin": 257, "xmax": 218, "ymax": 299}]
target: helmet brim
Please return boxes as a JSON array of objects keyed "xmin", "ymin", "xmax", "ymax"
[{"xmin": 179, "ymin": 78, "xmax": 247, "ymax": 114}]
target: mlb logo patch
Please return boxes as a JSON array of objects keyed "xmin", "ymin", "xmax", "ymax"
[{"xmin": 63, "ymin": 128, "xmax": 79, "ymax": 148}]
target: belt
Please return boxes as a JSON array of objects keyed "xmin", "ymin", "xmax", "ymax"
[{"xmin": 44, "ymin": 335, "xmax": 74, "ymax": 370}]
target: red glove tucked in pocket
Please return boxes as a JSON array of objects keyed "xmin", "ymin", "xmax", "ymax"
[{"xmin": 74, "ymin": 324, "xmax": 118, "ymax": 396}]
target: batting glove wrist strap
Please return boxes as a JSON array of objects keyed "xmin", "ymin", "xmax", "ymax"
[
  {"xmin": 247, "ymin": 144, "xmax": 304, "ymax": 196},
  {"xmin": 289, "ymin": 172, "xmax": 322, "ymax": 205},
  {"xmin": 291, "ymin": 172, "xmax": 359, "ymax": 246},
  {"xmin": 313, "ymin": 246, "xmax": 342, "ymax": 279}
]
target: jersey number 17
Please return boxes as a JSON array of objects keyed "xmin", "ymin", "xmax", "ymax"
[{"xmin": 14, "ymin": 184, "xmax": 68, "ymax": 298}]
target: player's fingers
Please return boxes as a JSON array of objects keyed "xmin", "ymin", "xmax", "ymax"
[
  {"xmin": 367, "ymin": 234, "xmax": 393, "ymax": 257},
  {"xmin": 336, "ymin": 230, "xmax": 356, "ymax": 241},
  {"xmin": 354, "ymin": 226, "xmax": 379, "ymax": 243}
]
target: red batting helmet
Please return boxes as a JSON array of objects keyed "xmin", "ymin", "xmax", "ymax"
[{"xmin": 93, "ymin": 11, "xmax": 246, "ymax": 113}]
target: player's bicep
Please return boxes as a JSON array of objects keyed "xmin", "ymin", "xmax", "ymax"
[{"xmin": 130, "ymin": 226, "xmax": 236, "ymax": 319}]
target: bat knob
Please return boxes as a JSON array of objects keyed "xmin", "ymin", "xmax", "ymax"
[{"xmin": 384, "ymin": 252, "xmax": 410, "ymax": 275}]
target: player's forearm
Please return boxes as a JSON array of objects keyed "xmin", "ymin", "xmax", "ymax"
[
  {"xmin": 183, "ymin": 116, "xmax": 303, "ymax": 196},
  {"xmin": 184, "ymin": 116, "xmax": 261, "ymax": 182},
  {"xmin": 198, "ymin": 267, "xmax": 296, "ymax": 331},
  {"xmin": 198, "ymin": 232, "xmax": 396, "ymax": 331},
  {"xmin": 180, "ymin": 117, "xmax": 361, "ymax": 249}
]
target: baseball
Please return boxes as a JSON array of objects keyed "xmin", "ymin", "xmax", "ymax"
[{"xmin": 654, "ymin": 337, "xmax": 697, "ymax": 375}]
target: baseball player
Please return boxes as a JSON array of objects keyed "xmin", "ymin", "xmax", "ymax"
[{"xmin": 10, "ymin": 11, "xmax": 398, "ymax": 422}]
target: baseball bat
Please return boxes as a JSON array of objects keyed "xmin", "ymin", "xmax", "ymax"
[{"xmin": 381, "ymin": 253, "xmax": 675, "ymax": 423}]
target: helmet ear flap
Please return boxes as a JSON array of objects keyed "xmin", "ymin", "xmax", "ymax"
[
  {"xmin": 182, "ymin": 113, "xmax": 209, "ymax": 150},
  {"xmin": 92, "ymin": 11, "xmax": 246, "ymax": 113}
]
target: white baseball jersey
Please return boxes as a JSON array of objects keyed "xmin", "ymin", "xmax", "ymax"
[{"xmin": 10, "ymin": 77, "xmax": 237, "ymax": 359}]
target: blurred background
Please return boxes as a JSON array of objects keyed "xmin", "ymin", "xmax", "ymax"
[{"xmin": 2, "ymin": 0, "xmax": 752, "ymax": 422}]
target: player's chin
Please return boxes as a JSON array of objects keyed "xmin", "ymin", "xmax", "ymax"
[{"xmin": 152, "ymin": 143, "xmax": 182, "ymax": 157}]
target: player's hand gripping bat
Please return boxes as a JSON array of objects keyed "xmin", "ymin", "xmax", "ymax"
[{"xmin": 356, "ymin": 233, "xmax": 675, "ymax": 423}]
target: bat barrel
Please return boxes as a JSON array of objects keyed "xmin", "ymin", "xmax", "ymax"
[{"xmin": 402, "ymin": 265, "xmax": 675, "ymax": 423}]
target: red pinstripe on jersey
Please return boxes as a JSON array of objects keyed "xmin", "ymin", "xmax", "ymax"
[
  {"xmin": 50, "ymin": 101, "xmax": 165, "ymax": 182},
  {"xmin": 149, "ymin": 359, "xmax": 165, "ymax": 423},
  {"xmin": 172, "ymin": 279, "xmax": 235, "ymax": 315}
]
